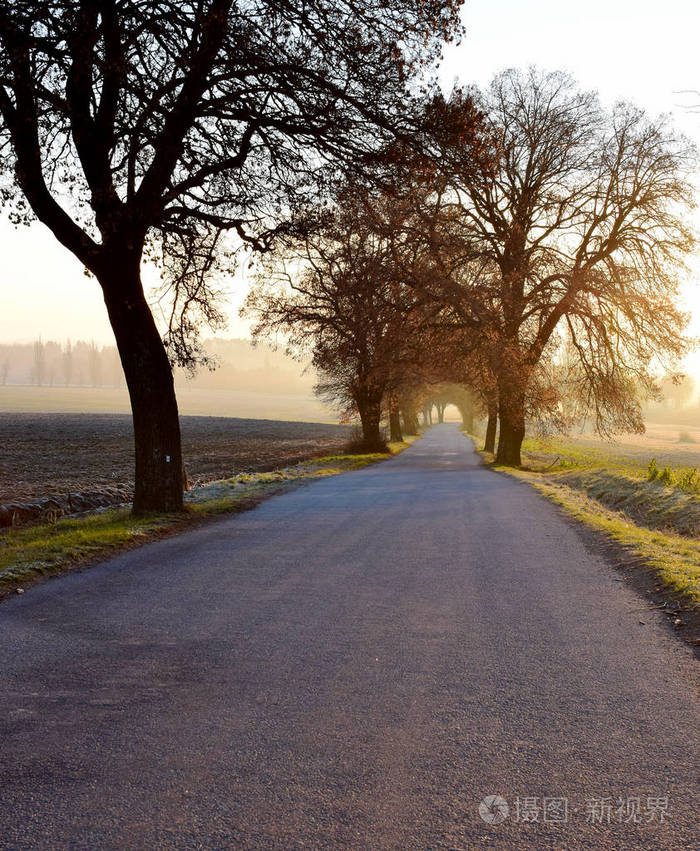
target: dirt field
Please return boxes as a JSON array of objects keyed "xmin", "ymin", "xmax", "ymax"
[{"xmin": 0, "ymin": 413, "xmax": 353, "ymax": 503}]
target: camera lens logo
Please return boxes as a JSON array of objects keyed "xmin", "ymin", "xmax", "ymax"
[{"xmin": 478, "ymin": 795, "xmax": 509, "ymax": 825}]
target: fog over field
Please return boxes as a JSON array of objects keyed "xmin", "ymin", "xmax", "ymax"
[
  {"xmin": 1, "ymin": 333, "xmax": 698, "ymax": 430},
  {"xmin": 0, "ymin": 337, "xmax": 338, "ymax": 422}
]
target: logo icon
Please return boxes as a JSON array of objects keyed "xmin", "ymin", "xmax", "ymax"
[{"xmin": 479, "ymin": 795, "xmax": 509, "ymax": 825}]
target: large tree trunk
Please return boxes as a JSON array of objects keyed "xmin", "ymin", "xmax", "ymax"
[
  {"xmin": 496, "ymin": 386, "xmax": 525, "ymax": 466},
  {"xmin": 355, "ymin": 384, "xmax": 386, "ymax": 452},
  {"xmin": 436, "ymin": 402, "xmax": 445, "ymax": 424},
  {"xmin": 358, "ymin": 406, "xmax": 384, "ymax": 451},
  {"xmin": 483, "ymin": 402, "xmax": 497, "ymax": 453},
  {"xmin": 100, "ymin": 259, "xmax": 184, "ymax": 514},
  {"xmin": 389, "ymin": 402, "xmax": 403, "ymax": 443}
]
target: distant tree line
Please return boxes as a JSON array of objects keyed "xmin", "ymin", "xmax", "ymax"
[
  {"xmin": 0, "ymin": 340, "xmax": 123, "ymax": 387},
  {"xmin": 0, "ymin": 338, "xmax": 315, "ymax": 394},
  {"xmin": 187, "ymin": 338, "xmax": 316, "ymax": 395}
]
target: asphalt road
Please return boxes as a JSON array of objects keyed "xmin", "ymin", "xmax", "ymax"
[{"xmin": 1, "ymin": 424, "xmax": 697, "ymax": 850}]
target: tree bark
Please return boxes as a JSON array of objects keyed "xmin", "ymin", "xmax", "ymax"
[
  {"xmin": 496, "ymin": 388, "xmax": 525, "ymax": 466},
  {"xmin": 100, "ymin": 258, "xmax": 184, "ymax": 513},
  {"xmin": 437, "ymin": 402, "xmax": 445, "ymax": 423},
  {"xmin": 389, "ymin": 406, "xmax": 403, "ymax": 443},
  {"xmin": 358, "ymin": 406, "xmax": 384, "ymax": 451},
  {"xmin": 355, "ymin": 384, "xmax": 386, "ymax": 452},
  {"xmin": 483, "ymin": 402, "xmax": 497, "ymax": 453}
]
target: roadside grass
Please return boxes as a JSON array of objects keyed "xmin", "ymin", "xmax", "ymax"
[
  {"xmin": 470, "ymin": 430, "xmax": 700, "ymax": 613},
  {"xmin": 0, "ymin": 438, "xmax": 414, "ymax": 598},
  {"xmin": 519, "ymin": 435, "xmax": 700, "ymax": 536},
  {"xmin": 0, "ymin": 509, "xmax": 183, "ymax": 592},
  {"xmin": 521, "ymin": 432, "xmax": 700, "ymax": 479}
]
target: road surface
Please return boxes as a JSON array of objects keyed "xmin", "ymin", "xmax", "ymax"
[{"xmin": 0, "ymin": 424, "xmax": 697, "ymax": 849}]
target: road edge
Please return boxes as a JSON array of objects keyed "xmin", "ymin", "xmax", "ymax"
[{"xmin": 462, "ymin": 433, "xmax": 700, "ymax": 658}]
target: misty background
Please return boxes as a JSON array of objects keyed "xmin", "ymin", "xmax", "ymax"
[{"xmin": 0, "ymin": 338, "xmax": 336, "ymax": 421}]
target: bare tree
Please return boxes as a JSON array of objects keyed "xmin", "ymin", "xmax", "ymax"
[
  {"xmin": 245, "ymin": 201, "xmax": 433, "ymax": 451},
  {"xmin": 399, "ymin": 70, "xmax": 697, "ymax": 464},
  {"xmin": 0, "ymin": 0, "xmax": 462, "ymax": 511}
]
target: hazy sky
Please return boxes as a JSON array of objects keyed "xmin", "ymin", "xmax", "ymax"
[{"xmin": 1, "ymin": 0, "xmax": 699, "ymax": 354}]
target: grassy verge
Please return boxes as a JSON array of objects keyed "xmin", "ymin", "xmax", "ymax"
[
  {"xmin": 468, "ymin": 431, "xmax": 700, "ymax": 628},
  {"xmin": 0, "ymin": 438, "xmax": 415, "ymax": 600}
]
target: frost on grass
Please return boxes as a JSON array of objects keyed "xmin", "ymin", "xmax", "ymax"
[{"xmin": 182, "ymin": 455, "xmax": 381, "ymax": 505}]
